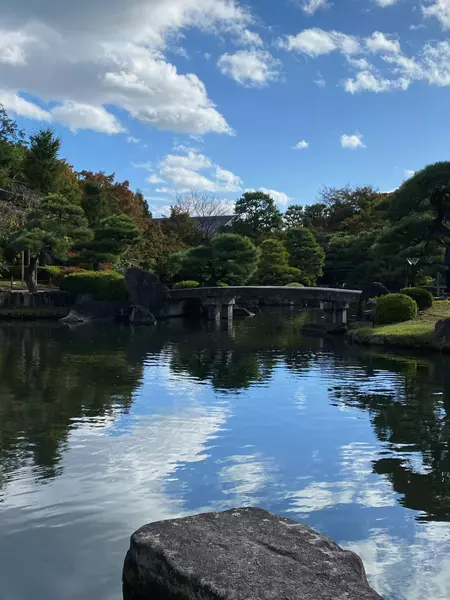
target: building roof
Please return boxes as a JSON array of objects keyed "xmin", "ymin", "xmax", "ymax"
[{"xmin": 153, "ymin": 214, "xmax": 237, "ymax": 237}]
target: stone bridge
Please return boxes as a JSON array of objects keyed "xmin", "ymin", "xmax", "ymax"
[{"xmin": 166, "ymin": 286, "xmax": 361, "ymax": 323}]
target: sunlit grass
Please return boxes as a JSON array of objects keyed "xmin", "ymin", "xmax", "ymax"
[{"xmin": 350, "ymin": 300, "xmax": 450, "ymax": 350}]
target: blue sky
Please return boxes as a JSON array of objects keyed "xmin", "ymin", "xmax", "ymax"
[{"xmin": 1, "ymin": 0, "xmax": 450, "ymax": 214}]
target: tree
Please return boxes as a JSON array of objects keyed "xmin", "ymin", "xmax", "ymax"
[
  {"xmin": 233, "ymin": 191, "xmax": 283, "ymax": 240},
  {"xmin": 211, "ymin": 233, "xmax": 260, "ymax": 285},
  {"xmin": 23, "ymin": 128, "xmax": 62, "ymax": 194},
  {"xmin": 77, "ymin": 214, "xmax": 141, "ymax": 270},
  {"xmin": 171, "ymin": 245, "xmax": 214, "ymax": 285},
  {"xmin": 373, "ymin": 163, "xmax": 450, "ymax": 285},
  {"xmin": 0, "ymin": 104, "xmax": 25, "ymax": 188},
  {"xmin": 283, "ymin": 205, "xmax": 304, "ymax": 229},
  {"xmin": 301, "ymin": 203, "xmax": 328, "ymax": 232},
  {"xmin": 285, "ymin": 227, "xmax": 325, "ymax": 286},
  {"xmin": 160, "ymin": 207, "xmax": 202, "ymax": 247},
  {"xmin": 78, "ymin": 171, "xmax": 148, "ymax": 225},
  {"xmin": 255, "ymin": 238, "xmax": 302, "ymax": 285},
  {"xmin": 174, "ymin": 192, "xmax": 232, "ymax": 239},
  {"xmin": 9, "ymin": 194, "xmax": 92, "ymax": 292},
  {"xmin": 81, "ymin": 180, "xmax": 111, "ymax": 228},
  {"xmin": 173, "ymin": 233, "xmax": 259, "ymax": 286}
]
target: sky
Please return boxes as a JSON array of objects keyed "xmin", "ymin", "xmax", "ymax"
[{"xmin": 1, "ymin": 0, "xmax": 450, "ymax": 216}]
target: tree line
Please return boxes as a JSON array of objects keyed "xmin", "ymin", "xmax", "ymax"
[{"xmin": 1, "ymin": 103, "xmax": 449, "ymax": 292}]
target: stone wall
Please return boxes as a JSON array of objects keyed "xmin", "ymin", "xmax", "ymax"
[{"xmin": 0, "ymin": 289, "xmax": 71, "ymax": 309}]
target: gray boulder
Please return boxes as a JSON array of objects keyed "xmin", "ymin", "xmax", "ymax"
[
  {"xmin": 60, "ymin": 309, "xmax": 91, "ymax": 324},
  {"xmin": 358, "ymin": 282, "xmax": 390, "ymax": 317},
  {"xmin": 435, "ymin": 318, "xmax": 450, "ymax": 346},
  {"xmin": 129, "ymin": 305, "xmax": 156, "ymax": 326},
  {"xmin": 125, "ymin": 268, "xmax": 166, "ymax": 315},
  {"xmin": 123, "ymin": 507, "xmax": 382, "ymax": 600},
  {"xmin": 360, "ymin": 282, "xmax": 390, "ymax": 303}
]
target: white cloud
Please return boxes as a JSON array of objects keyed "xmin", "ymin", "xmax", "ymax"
[
  {"xmin": 0, "ymin": 90, "xmax": 51, "ymax": 121},
  {"xmin": 51, "ymin": 101, "xmax": 125, "ymax": 133},
  {"xmin": 0, "ymin": 0, "xmax": 252, "ymax": 135},
  {"xmin": 126, "ymin": 136, "xmax": 140, "ymax": 144},
  {"xmin": 366, "ymin": 32, "xmax": 401, "ymax": 54},
  {"xmin": 375, "ymin": 0, "xmax": 399, "ymax": 5},
  {"xmin": 293, "ymin": 140, "xmax": 309, "ymax": 149},
  {"xmin": 215, "ymin": 167, "xmax": 242, "ymax": 191},
  {"xmin": 150, "ymin": 149, "xmax": 243, "ymax": 194},
  {"xmin": 147, "ymin": 174, "xmax": 165, "ymax": 184},
  {"xmin": 217, "ymin": 50, "xmax": 281, "ymax": 87},
  {"xmin": 239, "ymin": 29, "xmax": 263, "ymax": 47},
  {"xmin": 423, "ymin": 0, "xmax": 450, "ymax": 28},
  {"xmin": 341, "ymin": 133, "xmax": 366, "ymax": 149},
  {"xmin": 405, "ymin": 169, "xmax": 415, "ymax": 177},
  {"xmin": 344, "ymin": 71, "xmax": 410, "ymax": 93},
  {"xmin": 0, "ymin": 30, "xmax": 37, "ymax": 66},
  {"xmin": 161, "ymin": 151, "xmax": 212, "ymax": 171},
  {"xmin": 278, "ymin": 28, "xmax": 360, "ymax": 57},
  {"xmin": 298, "ymin": 0, "xmax": 331, "ymax": 15},
  {"xmin": 347, "ymin": 57, "xmax": 372, "ymax": 70},
  {"xmin": 421, "ymin": 41, "xmax": 450, "ymax": 85},
  {"xmin": 314, "ymin": 73, "xmax": 326, "ymax": 87},
  {"xmin": 259, "ymin": 187, "xmax": 291, "ymax": 205}
]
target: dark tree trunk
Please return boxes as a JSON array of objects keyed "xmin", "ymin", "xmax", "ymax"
[{"xmin": 26, "ymin": 255, "xmax": 38, "ymax": 293}]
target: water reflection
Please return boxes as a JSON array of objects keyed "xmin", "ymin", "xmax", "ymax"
[{"xmin": 0, "ymin": 313, "xmax": 450, "ymax": 600}]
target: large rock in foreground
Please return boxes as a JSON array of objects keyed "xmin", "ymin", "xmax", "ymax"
[{"xmin": 123, "ymin": 508, "xmax": 382, "ymax": 600}]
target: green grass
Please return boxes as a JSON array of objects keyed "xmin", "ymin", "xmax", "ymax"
[
  {"xmin": 349, "ymin": 300, "xmax": 450, "ymax": 351},
  {"xmin": 0, "ymin": 279, "xmax": 55, "ymax": 290}
]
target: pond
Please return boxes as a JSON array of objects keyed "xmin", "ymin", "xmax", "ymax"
[{"xmin": 1, "ymin": 310, "xmax": 450, "ymax": 600}]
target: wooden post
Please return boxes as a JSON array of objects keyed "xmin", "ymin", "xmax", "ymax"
[{"xmin": 21, "ymin": 251, "xmax": 25, "ymax": 287}]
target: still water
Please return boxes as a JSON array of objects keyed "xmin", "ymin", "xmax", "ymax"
[{"xmin": 1, "ymin": 311, "xmax": 450, "ymax": 600}]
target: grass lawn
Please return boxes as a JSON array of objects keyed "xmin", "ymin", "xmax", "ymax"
[
  {"xmin": 349, "ymin": 300, "xmax": 450, "ymax": 351},
  {"xmin": 0, "ymin": 279, "xmax": 54, "ymax": 290}
]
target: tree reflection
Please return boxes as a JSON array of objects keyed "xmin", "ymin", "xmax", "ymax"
[
  {"xmin": 0, "ymin": 324, "xmax": 161, "ymax": 488},
  {"xmin": 329, "ymin": 349, "xmax": 450, "ymax": 521},
  {"xmin": 169, "ymin": 310, "xmax": 320, "ymax": 391}
]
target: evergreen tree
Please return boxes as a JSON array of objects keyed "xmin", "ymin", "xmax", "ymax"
[
  {"xmin": 255, "ymin": 239, "xmax": 302, "ymax": 285},
  {"xmin": 9, "ymin": 194, "xmax": 92, "ymax": 292},
  {"xmin": 233, "ymin": 191, "xmax": 283, "ymax": 240},
  {"xmin": 285, "ymin": 227, "xmax": 325, "ymax": 286}
]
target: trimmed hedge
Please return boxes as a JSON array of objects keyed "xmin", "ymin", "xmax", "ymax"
[
  {"xmin": 400, "ymin": 286, "xmax": 433, "ymax": 311},
  {"xmin": 217, "ymin": 281, "xmax": 229, "ymax": 287},
  {"xmin": 60, "ymin": 270, "xmax": 127, "ymax": 300},
  {"xmin": 375, "ymin": 293, "xmax": 418, "ymax": 325},
  {"xmin": 173, "ymin": 280, "xmax": 200, "ymax": 289},
  {"xmin": 285, "ymin": 282, "xmax": 304, "ymax": 287}
]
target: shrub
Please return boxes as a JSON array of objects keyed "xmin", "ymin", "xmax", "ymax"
[
  {"xmin": 40, "ymin": 265, "xmax": 86, "ymax": 285},
  {"xmin": 217, "ymin": 281, "xmax": 229, "ymax": 287},
  {"xmin": 285, "ymin": 282, "xmax": 304, "ymax": 287},
  {"xmin": 400, "ymin": 286, "xmax": 433, "ymax": 311},
  {"xmin": 173, "ymin": 280, "xmax": 199, "ymax": 289},
  {"xmin": 60, "ymin": 270, "xmax": 126, "ymax": 300},
  {"xmin": 40, "ymin": 265, "xmax": 62, "ymax": 277},
  {"xmin": 375, "ymin": 293, "xmax": 418, "ymax": 325}
]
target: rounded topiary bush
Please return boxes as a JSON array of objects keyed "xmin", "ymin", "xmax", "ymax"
[
  {"xmin": 400, "ymin": 286, "xmax": 433, "ymax": 311},
  {"xmin": 375, "ymin": 293, "xmax": 418, "ymax": 325},
  {"xmin": 217, "ymin": 281, "xmax": 229, "ymax": 287},
  {"xmin": 173, "ymin": 280, "xmax": 199, "ymax": 289},
  {"xmin": 285, "ymin": 282, "xmax": 304, "ymax": 287},
  {"xmin": 60, "ymin": 270, "xmax": 126, "ymax": 300}
]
